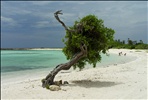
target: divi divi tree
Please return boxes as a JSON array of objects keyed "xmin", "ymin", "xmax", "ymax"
[{"xmin": 42, "ymin": 10, "xmax": 115, "ymax": 88}]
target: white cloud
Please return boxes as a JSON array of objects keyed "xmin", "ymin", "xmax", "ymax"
[
  {"xmin": 31, "ymin": 1, "xmax": 54, "ymax": 6},
  {"xmin": 32, "ymin": 21, "xmax": 50, "ymax": 28},
  {"xmin": 1, "ymin": 16, "xmax": 19, "ymax": 27},
  {"xmin": 1, "ymin": 2, "xmax": 32, "ymax": 16}
]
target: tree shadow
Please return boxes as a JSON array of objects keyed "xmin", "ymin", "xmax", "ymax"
[{"xmin": 69, "ymin": 80, "xmax": 122, "ymax": 88}]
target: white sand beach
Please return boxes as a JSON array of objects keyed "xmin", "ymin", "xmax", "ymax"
[{"xmin": 1, "ymin": 49, "xmax": 147, "ymax": 99}]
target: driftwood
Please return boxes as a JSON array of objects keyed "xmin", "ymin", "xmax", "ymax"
[{"xmin": 42, "ymin": 10, "xmax": 87, "ymax": 88}]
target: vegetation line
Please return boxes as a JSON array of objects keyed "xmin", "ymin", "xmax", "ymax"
[{"xmin": 109, "ymin": 38, "xmax": 148, "ymax": 49}]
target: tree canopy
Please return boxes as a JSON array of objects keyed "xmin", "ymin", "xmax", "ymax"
[{"xmin": 62, "ymin": 15, "xmax": 115, "ymax": 70}]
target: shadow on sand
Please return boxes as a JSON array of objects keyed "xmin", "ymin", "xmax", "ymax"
[{"xmin": 69, "ymin": 80, "xmax": 122, "ymax": 88}]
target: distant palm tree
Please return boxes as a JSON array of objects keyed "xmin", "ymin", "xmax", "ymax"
[
  {"xmin": 139, "ymin": 40, "xmax": 143, "ymax": 44},
  {"xmin": 128, "ymin": 38, "xmax": 133, "ymax": 45}
]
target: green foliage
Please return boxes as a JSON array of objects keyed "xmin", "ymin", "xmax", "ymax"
[
  {"xmin": 135, "ymin": 44, "xmax": 148, "ymax": 49},
  {"xmin": 109, "ymin": 39, "xmax": 148, "ymax": 49},
  {"xmin": 62, "ymin": 15, "xmax": 115, "ymax": 70}
]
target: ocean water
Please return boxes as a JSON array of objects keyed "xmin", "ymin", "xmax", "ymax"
[
  {"xmin": 1, "ymin": 50, "xmax": 67, "ymax": 73},
  {"xmin": 1, "ymin": 50, "xmax": 135, "ymax": 84}
]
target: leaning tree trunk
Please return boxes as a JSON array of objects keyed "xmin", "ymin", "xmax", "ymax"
[{"xmin": 42, "ymin": 10, "xmax": 87, "ymax": 88}]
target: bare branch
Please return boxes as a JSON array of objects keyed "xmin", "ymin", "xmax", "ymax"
[{"xmin": 54, "ymin": 10, "xmax": 75, "ymax": 33}]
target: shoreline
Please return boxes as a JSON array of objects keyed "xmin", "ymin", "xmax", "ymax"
[
  {"xmin": 1, "ymin": 48, "xmax": 148, "ymax": 51},
  {"xmin": 1, "ymin": 49, "xmax": 136, "ymax": 86},
  {"xmin": 1, "ymin": 49, "xmax": 147, "ymax": 99},
  {"xmin": 1, "ymin": 47, "xmax": 63, "ymax": 50}
]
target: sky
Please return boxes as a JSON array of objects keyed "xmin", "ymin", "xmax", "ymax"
[{"xmin": 1, "ymin": 1, "xmax": 148, "ymax": 48}]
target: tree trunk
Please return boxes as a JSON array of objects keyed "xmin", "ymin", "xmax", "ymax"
[
  {"xmin": 42, "ymin": 10, "xmax": 87, "ymax": 88},
  {"xmin": 42, "ymin": 44, "xmax": 87, "ymax": 88}
]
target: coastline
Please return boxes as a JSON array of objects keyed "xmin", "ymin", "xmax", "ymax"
[
  {"xmin": 1, "ymin": 49, "xmax": 147, "ymax": 99},
  {"xmin": 1, "ymin": 47, "xmax": 63, "ymax": 50}
]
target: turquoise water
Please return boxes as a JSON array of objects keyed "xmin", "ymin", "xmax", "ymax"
[
  {"xmin": 1, "ymin": 50, "xmax": 135, "ymax": 73},
  {"xmin": 1, "ymin": 50, "xmax": 67, "ymax": 73}
]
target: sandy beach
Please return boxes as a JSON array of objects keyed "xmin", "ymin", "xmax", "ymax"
[{"xmin": 1, "ymin": 49, "xmax": 147, "ymax": 99}]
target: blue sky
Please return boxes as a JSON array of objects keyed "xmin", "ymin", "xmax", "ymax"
[{"xmin": 1, "ymin": 1, "xmax": 148, "ymax": 48}]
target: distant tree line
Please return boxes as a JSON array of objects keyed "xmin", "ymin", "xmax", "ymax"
[{"xmin": 108, "ymin": 38, "xmax": 148, "ymax": 49}]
